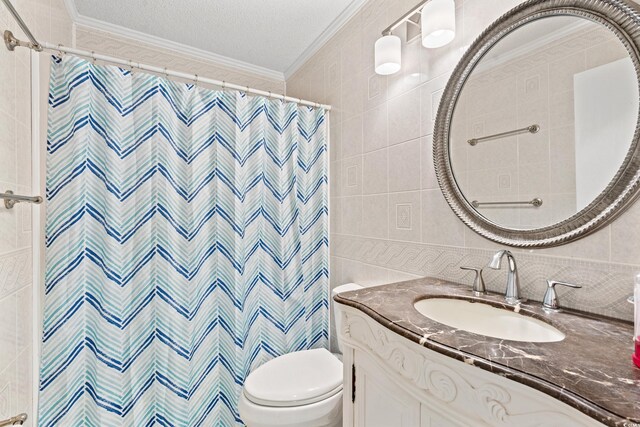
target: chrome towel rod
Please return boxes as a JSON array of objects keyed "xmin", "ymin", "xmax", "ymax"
[
  {"xmin": 0, "ymin": 413, "xmax": 27, "ymax": 426},
  {"xmin": 0, "ymin": 190, "xmax": 43, "ymax": 209},
  {"xmin": 0, "ymin": 0, "xmax": 40, "ymax": 50},
  {"xmin": 471, "ymin": 198, "xmax": 543, "ymax": 208},
  {"xmin": 468, "ymin": 124, "xmax": 540, "ymax": 146}
]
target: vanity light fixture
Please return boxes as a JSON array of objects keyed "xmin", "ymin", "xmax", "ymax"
[
  {"xmin": 374, "ymin": 0, "xmax": 456, "ymax": 75},
  {"xmin": 374, "ymin": 34, "xmax": 402, "ymax": 75},
  {"xmin": 421, "ymin": 0, "xmax": 456, "ymax": 48}
]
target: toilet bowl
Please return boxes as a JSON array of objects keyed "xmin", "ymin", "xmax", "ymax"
[{"xmin": 238, "ymin": 283, "xmax": 362, "ymax": 427}]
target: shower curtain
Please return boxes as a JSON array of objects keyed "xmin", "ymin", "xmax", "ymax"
[{"xmin": 40, "ymin": 56, "xmax": 328, "ymax": 426}]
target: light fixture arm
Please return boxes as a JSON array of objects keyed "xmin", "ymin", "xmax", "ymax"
[
  {"xmin": 374, "ymin": 0, "xmax": 455, "ymax": 76},
  {"xmin": 381, "ymin": 0, "xmax": 429, "ymax": 36}
]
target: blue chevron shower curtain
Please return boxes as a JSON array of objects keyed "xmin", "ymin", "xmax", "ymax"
[{"xmin": 40, "ymin": 56, "xmax": 328, "ymax": 426}]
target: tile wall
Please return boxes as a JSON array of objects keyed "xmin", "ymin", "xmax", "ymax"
[
  {"xmin": 74, "ymin": 26, "xmax": 285, "ymax": 94},
  {"xmin": 0, "ymin": 0, "xmax": 72, "ymax": 425},
  {"xmin": 285, "ymin": 0, "xmax": 640, "ymax": 350}
]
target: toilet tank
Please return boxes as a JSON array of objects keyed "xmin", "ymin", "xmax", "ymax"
[{"xmin": 331, "ymin": 283, "xmax": 362, "ymax": 353}]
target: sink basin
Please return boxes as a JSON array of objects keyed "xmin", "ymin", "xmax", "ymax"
[{"xmin": 413, "ymin": 298, "xmax": 565, "ymax": 343}]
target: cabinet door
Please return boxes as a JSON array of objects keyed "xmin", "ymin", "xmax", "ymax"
[
  {"xmin": 421, "ymin": 406, "xmax": 468, "ymax": 427},
  {"xmin": 354, "ymin": 351, "xmax": 420, "ymax": 427}
]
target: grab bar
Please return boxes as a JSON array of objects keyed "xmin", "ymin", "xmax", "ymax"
[
  {"xmin": 0, "ymin": 190, "xmax": 43, "ymax": 209},
  {"xmin": 468, "ymin": 124, "xmax": 540, "ymax": 146},
  {"xmin": 471, "ymin": 198, "xmax": 543, "ymax": 208},
  {"xmin": 0, "ymin": 413, "xmax": 27, "ymax": 426}
]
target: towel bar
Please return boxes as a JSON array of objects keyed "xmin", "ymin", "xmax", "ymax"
[
  {"xmin": 0, "ymin": 413, "xmax": 27, "ymax": 426},
  {"xmin": 471, "ymin": 198, "xmax": 543, "ymax": 208},
  {"xmin": 467, "ymin": 124, "xmax": 540, "ymax": 146},
  {"xmin": 0, "ymin": 190, "xmax": 43, "ymax": 209}
]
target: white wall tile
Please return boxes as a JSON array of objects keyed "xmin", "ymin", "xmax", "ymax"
[
  {"xmin": 341, "ymin": 74, "xmax": 364, "ymax": 119},
  {"xmin": 330, "ymin": 160, "xmax": 342, "ymax": 197},
  {"xmin": 362, "ymin": 70, "xmax": 388, "ymax": 111},
  {"xmin": 342, "ymin": 195, "xmax": 363, "ymax": 236},
  {"xmin": 286, "ymin": 0, "xmax": 640, "ymax": 325},
  {"xmin": 361, "ymin": 194, "xmax": 389, "ymax": 238},
  {"xmin": 611, "ymin": 201, "xmax": 640, "ymax": 265},
  {"xmin": 388, "ymin": 191, "xmax": 421, "ymax": 242},
  {"xmin": 0, "ymin": 293, "xmax": 17, "ymax": 374},
  {"xmin": 330, "ymin": 197, "xmax": 343, "ymax": 234},
  {"xmin": 341, "ymin": 156, "xmax": 363, "ymax": 196},
  {"xmin": 420, "ymin": 136, "xmax": 438, "ymax": 190},
  {"xmin": 0, "ymin": 1, "xmax": 70, "ymax": 420},
  {"xmin": 421, "ymin": 189, "xmax": 465, "ymax": 246},
  {"xmin": 420, "ymin": 74, "xmax": 449, "ymax": 137},
  {"xmin": 388, "ymin": 87, "xmax": 421, "ymax": 145},
  {"xmin": 387, "ymin": 38, "xmax": 422, "ymax": 100},
  {"xmin": 341, "ymin": 259, "xmax": 389, "ymax": 287},
  {"xmin": 388, "ymin": 139, "xmax": 421, "ymax": 192},
  {"xmin": 362, "ymin": 149, "xmax": 388, "ymax": 195},
  {"xmin": 363, "ymin": 103, "xmax": 388, "ymax": 153},
  {"xmin": 341, "ymin": 114, "xmax": 363, "ymax": 158}
]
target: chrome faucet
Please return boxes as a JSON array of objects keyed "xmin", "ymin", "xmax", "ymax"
[
  {"xmin": 542, "ymin": 280, "xmax": 581, "ymax": 312},
  {"xmin": 488, "ymin": 250, "xmax": 521, "ymax": 304},
  {"xmin": 460, "ymin": 266, "xmax": 487, "ymax": 296}
]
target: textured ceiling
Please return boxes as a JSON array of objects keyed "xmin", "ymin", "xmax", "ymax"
[{"xmin": 73, "ymin": 0, "xmax": 356, "ymax": 74}]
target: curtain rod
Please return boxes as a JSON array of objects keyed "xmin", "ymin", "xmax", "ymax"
[
  {"xmin": 1, "ymin": 0, "xmax": 330, "ymax": 109},
  {"xmin": 0, "ymin": 11, "xmax": 330, "ymax": 111},
  {"xmin": 4, "ymin": 30, "xmax": 331, "ymax": 111},
  {"xmin": 0, "ymin": 0, "xmax": 41, "ymax": 50}
]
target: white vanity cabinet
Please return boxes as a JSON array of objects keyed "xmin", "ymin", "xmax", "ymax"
[{"xmin": 338, "ymin": 305, "xmax": 605, "ymax": 427}]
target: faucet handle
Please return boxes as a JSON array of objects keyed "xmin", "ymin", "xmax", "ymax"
[
  {"xmin": 542, "ymin": 280, "xmax": 582, "ymax": 312},
  {"xmin": 460, "ymin": 266, "xmax": 487, "ymax": 296}
]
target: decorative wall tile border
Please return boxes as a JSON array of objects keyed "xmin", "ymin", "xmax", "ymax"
[
  {"xmin": 332, "ymin": 234, "xmax": 635, "ymax": 321},
  {"xmin": 0, "ymin": 248, "xmax": 32, "ymax": 300}
]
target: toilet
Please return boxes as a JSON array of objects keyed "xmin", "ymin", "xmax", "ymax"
[{"xmin": 238, "ymin": 283, "xmax": 362, "ymax": 427}]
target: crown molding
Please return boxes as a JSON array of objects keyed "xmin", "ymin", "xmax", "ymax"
[
  {"xmin": 284, "ymin": 0, "xmax": 368, "ymax": 79},
  {"xmin": 62, "ymin": 0, "xmax": 79, "ymax": 21},
  {"xmin": 72, "ymin": 13, "xmax": 285, "ymax": 82},
  {"xmin": 63, "ymin": 0, "xmax": 367, "ymax": 83}
]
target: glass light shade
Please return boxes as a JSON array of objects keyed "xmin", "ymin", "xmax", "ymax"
[
  {"xmin": 374, "ymin": 35, "xmax": 401, "ymax": 75},
  {"xmin": 421, "ymin": 0, "xmax": 456, "ymax": 48}
]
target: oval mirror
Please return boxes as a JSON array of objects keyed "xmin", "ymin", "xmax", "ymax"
[{"xmin": 434, "ymin": 0, "xmax": 640, "ymax": 247}]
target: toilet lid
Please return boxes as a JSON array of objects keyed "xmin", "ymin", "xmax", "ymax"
[{"xmin": 243, "ymin": 348, "xmax": 343, "ymax": 407}]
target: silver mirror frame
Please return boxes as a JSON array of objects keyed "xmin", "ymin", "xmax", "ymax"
[{"xmin": 434, "ymin": 0, "xmax": 640, "ymax": 248}]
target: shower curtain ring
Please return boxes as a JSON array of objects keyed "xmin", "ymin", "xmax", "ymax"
[
  {"xmin": 91, "ymin": 51, "xmax": 96, "ymax": 64},
  {"xmin": 128, "ymin": 59, "xmax": 134, "ymax": 74},
  {"xmin": 194, "ymin": 74, "xmax": 199, "ymax": 86},
  {"xmin": 56, "ymin": 44, "xmax": 64, "ymax": 59},
  {"xmin": 163, "ymin": 67, "xmax": 168, "ymax": 79},
  {"xmin": 221, "ymin": 81, "xmax": 226, "ymax": 91}
]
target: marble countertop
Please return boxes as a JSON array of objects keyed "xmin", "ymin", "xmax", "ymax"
[{"xmin": 334, "ymin": 277, "xmax": 640, "ymax": 427}]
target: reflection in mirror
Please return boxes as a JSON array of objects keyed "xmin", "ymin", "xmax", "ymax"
[{"xmin": 449, "ymin": 16, "xmax": 639, "ymax": 229}]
